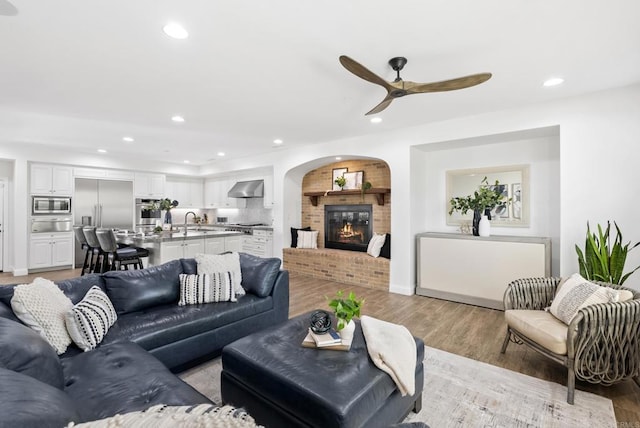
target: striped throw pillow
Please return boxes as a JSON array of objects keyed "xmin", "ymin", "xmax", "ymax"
[
  {"xmin": 65, "ymin": 286, "xmax": 117, "ymax": 352},
  {"xmin": 178, "ymin": 273, "xmax": 237, "ymax": 306}
]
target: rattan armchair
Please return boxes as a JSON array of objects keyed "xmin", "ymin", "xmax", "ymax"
[{"xmin": 501, "ymin": 277, "xmax": 640, "ymax": 404}]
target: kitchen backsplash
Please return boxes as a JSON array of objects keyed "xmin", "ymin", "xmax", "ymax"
[{"xmin": 171, "ymin": 198, "xmax": 272, "ymax": 225}]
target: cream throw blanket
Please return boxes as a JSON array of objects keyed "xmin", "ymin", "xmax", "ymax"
[{"xmin": 360, "ymin": 315, "xmax": 417, "ymax": 396}]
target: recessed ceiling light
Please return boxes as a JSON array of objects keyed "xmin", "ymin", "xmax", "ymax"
[
  {"xmin": 217, "ymin": 152, "xmax": 225, "ymax": 157},
  {"xmin": 97, "ymin": 149, "xmax": 107, "ymax": 154},
  {"xmin": 370, "ymin": 117, "xmax": 382, "ymax": 123},
  {"xmin": 122, "ymin": 136, "xmax": 134, "ymax": 142},
  {"xmin": 163, "ymin": 23, "xmax": 189, "ymax": 39},
  {"xmin": 273, "ymin": 139, "xmax": 283, "ymax": 145},
  {"xmin": 183, "ymin": 160, "xmax": 190, "ymax": 164},
  {"xmin": 171, "ymin": 115, "xmax": 185, "ymax": 123},
  {"xmin": 543, "ymin": 77, "xmax": 564, "ymax": 87},
  {"xmin": 335, "ymin": 157, "xmax": 342, "ymax": 160}
]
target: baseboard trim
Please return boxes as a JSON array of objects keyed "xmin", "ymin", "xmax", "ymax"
[
  {"xmin": 13, "ymin": 268, "xmax": 28, "ymax": 276},
  {"xmin": 415, "ymin": 287, "xmax": 503, "ymax": 310},
  {"xmin": 389, "ymin": 283, "xmax": 414, "ymax": 296}
]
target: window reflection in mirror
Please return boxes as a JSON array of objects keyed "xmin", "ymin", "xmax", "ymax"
[{"xmin": 446, "ymin": 165, "xmax": 529, "ymax": 227}]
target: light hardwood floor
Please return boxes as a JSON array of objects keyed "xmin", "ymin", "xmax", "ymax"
[{"xmin": 2, "ymin": 269, "xmax": 639, "ymax": 423}]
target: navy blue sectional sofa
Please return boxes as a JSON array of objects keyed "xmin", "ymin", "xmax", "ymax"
[{"xmin": 0, "ymin": 254, "xmax": 289, "ymax": 427}]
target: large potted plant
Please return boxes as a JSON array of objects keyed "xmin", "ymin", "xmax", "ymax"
[
  {"xmin": 327, "ymin": 290, "xmax": 364, "ymax": 342},
  {"xmin": 575, "ymin": 221, "xmax": 640, "ymax": 285},
  {"xmin": 449, "ymin": 177, "xmax": 509, "ymax": 236}
]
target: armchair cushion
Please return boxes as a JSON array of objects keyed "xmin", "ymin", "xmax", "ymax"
[{"xmin": 505, "ymin": 310, "xmax": 568, "ymax": 355}]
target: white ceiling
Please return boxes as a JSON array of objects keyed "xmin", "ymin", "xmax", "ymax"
[{"xmin": 1, "ymin": 0, "xmax": 639, "ymax": 166}]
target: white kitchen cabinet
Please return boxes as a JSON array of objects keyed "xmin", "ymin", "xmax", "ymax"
[
  {"xmin": 225, "ymin": 235, "xmax": 242, "ymax": 252},
  {"xmin": 135, "ymin": 173, "xmax": 166, "ymax": 198},
  {"xmin": 205, "ymin": 237, "xmax": 225, "ymax": 255},
  {"xmin": 29, "ymin": 232, "xmax": 73, "ymax": 269},
  {"xmin": 166, "ymin": 177, "xmax": 204, "ymax": 208},
  {"xmin": 73, "ymin": 167, "xmax": 133, "ymax": 180},
  {"xmin": 241, "ymin": 230, "xmax": 273, "ymax": 257},
  {"xmin": 262, "ymin": 174, "xmax": 274, "ymax": 207},
  {"xmin": 416, "ymin": 232, "xmax": 551, "ymax": 310},
  {"xmin": 160, "ymin": 238, "xmax": 204, "ymax": 264},
  {"xmin": 204, "ymin": 234, "xmax": 242, "ymax": 254},
  {"xmin": 30, "ymin": 164, "xmax": 73, "ymax": 195},
  {"xmin": 204, "ymin": 178, "xmax": 246, "ymax": 208}
]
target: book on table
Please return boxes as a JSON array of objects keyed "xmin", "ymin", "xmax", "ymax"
[
  {"xmin": 309, "ymin": 328, "xmax": 341, "ymax": 347},
  {"xmin": 302, "ymin": 328, "xmax": 353, "ymax": 351}
]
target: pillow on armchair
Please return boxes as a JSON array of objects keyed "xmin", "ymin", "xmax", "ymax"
[{"xmin": 549, "ymin": 273, "xmax": 620, "ymax": 324}]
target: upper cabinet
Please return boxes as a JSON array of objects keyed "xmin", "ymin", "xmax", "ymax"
[
  {"xmin": 30, "ymin": 164, "xmax": 73, "ymax": 195},
  {"xmin": 134, "ymin": 173, "xmax": 166, "ymax": 198},
  {"xmin": 204, "ymin": 178, "xmax": 246, "ymax": 208},
  {"xmin": 165, "ymin": 176, "xmax": 204, "ymax": 208}
]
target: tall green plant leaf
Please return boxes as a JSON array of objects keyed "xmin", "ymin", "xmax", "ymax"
[{"xmin": 575, "ymin": 221, "xmax": 640, "ymax": 285}]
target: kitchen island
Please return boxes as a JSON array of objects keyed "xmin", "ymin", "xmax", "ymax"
[{"xmin": 116, "ymin": 229, "xmax": 244, "ymax": 267}]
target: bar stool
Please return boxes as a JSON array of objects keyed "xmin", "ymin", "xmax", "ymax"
[
  {"xmin": 73, "ymin": 226, "xmax": 92, "ymax": 276},
  {"xmin": 95, "ymin": 228, "xmax": 145, "ymax": 271},
  {"xmin": 82, "ymin": 226, "xmax": 105, "ymax": 274}
]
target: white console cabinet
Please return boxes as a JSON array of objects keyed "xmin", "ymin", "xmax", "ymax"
[{"xmin": 416, "ymin": 232, "xmax": 551, "ymax": 310}]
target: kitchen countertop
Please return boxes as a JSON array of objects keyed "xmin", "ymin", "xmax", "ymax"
[{"xmin": 116, "ymin": 229, "xmax": 244, "ymax": 243}]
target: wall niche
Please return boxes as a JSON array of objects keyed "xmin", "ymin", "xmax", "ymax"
[{"xmin": 301, "ymin": 159, "xmax": 391, "ymax": 249}]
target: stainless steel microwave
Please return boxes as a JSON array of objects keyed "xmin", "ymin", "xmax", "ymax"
[{"xmin": 32, "ymin": 196, "xmax": 72, "ymax": 215}]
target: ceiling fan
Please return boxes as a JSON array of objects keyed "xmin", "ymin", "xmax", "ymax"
[{"xmin": 339, "ymin": 55, "xmax": 492, "ymax": 115}]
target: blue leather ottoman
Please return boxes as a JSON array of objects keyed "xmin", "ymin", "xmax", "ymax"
[{"xmin": 221, "ymin": 312, "xmax": 424, "ymax": 428}]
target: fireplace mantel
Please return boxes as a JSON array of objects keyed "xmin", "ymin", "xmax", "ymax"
[{"xmin": 303, "ymin": 188, "xmax": 391, "ymax": 206}]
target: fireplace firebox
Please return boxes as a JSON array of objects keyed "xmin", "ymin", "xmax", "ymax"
[{"xmin": 325, "ymin": 204, "xmax": 372, "ymax": 252}]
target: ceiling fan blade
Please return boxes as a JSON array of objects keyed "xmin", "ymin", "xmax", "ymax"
[
  {"xmin": 365, "ymin": 96, "xmax": 394, "ymax": 116},
  {"xmin": 339, "ymin": 55, "xmax": 392, "ymax": 90},
  {"xmin": 406, "ymin": 73, "xmax": 492, "ymax": 94}
]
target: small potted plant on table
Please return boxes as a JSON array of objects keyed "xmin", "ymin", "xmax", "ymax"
[{"xmin": 327, "ymin": 290, "xmax": 364, "ymax": 342}]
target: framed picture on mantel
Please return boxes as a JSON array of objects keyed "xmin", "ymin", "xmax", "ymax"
[{"xmin": 343, "ymin": 171, "xmax": 364, "ymax": 190}]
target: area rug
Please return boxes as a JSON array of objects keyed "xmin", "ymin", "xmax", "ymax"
[{"xmin": 179, "ymin": 346, "xmax": 616, "ymax": 427}]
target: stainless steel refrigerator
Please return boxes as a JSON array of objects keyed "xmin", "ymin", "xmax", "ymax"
[{"xmin": 74, "ymin": 178, "xmax": 134, "ymax": 265}]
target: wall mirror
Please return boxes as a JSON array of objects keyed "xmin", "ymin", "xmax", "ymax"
[{"xmin": 446, "ymin": 164, "xmax": 530, "ymax": 227}]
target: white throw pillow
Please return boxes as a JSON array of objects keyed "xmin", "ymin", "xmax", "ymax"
[
  {"xmin": 549, "ymin": 273, "xmax": 619, "ymax": 324},
  {"xmin": 297, "ymin": 230, "xmax": 319, "ymax": 249},
  {"xmin": 65, "ymin": 286, "xmax": 117, "ymax": 352},
  {"xmin": 178, "ymin": 273, "xmax": 237, "ymax": 305},
  {"xmin": 11, "ymin": 278, "xmax": 74, "ymax": 354},
  {"xmin": 195, "ymin": 252, "xmax": 244, "ymax": 296},
  {"xmin": 367, "ymin": 233, "xmax": 387, "ymax": 258}
]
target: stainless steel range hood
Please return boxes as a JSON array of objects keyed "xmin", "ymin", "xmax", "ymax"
[{"xmin": 228, "ymin": 180, "xmax": 264, "ymax": 198}]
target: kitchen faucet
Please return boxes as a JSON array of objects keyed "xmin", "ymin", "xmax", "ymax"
[{"xmin": 184, "ymin": 211, "xmax": 197, "ymax": 234}]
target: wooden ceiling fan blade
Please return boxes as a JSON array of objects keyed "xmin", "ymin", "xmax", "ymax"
[
  {"xmin": 339, "ymin": 55, "xmax": 391, "ymax": 90},
  {"xmin": 407, "ymin": 73, "xmax": 492, "ymax": 94},
  {"xmin": 365, "ymin": 96, "xmax": 394, "ymax": 116}
]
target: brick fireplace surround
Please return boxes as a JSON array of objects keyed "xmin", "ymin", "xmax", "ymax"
[{"xmin": 283, "ymin": 159, "xmax": 391, "ymax": 291}]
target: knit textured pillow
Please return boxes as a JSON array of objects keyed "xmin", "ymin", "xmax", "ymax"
[
  {"xmin": 65, "ymin": 404, "xmax": 260, "ymax": 428},
  {"xmin": 195, "ymin": 252, "xmax": 244, "ymax": 296},
  {"xmin": 65, "ymin": 286, "xmax": 118, "ymax": 352},
  {"xmin": 549, "ymin": 273, "xmax": 619, "ymax": 324},
  {"xmin": 178, "ymin": 273, "xmax": 237, "ymax": 305},
  {"xmin": 11, "ymin": 278, "xmax": 73, "ymax": 354}
]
